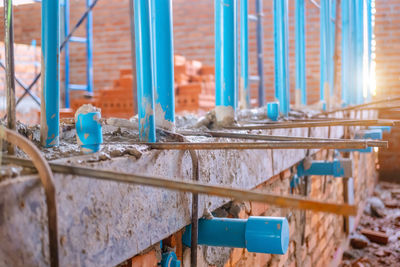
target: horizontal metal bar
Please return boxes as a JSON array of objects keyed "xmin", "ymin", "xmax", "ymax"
[
  {"xmin": 69, "ymin": 84, "xmax": 88, "ymax": 91},
  {"xmin": 142, "ymin": 141, "xmax": 368, "ymax": 150},
  {"xmin": 69, "ymin": 36, "xmax": 87, "ymax": 43},
  {"xmin": 180, "ymin": 131, "xmax": 387, "ymax": 148},
  {"xmin": 225, "ymin": 120, "xmax": 398, "ymax": 130},
  {"xmin": 314, "ymin": 96, "xmax": 400, "ymax": 117},
  {"xmin": 2, "ymin": 156, "xmax": 357, "ymax": 216}
]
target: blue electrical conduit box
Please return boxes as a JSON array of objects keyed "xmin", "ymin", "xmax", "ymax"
[
  {"xmin": 297, "ymin": 159, "xmax": 353, "ymax": 178},
  {"xmin": 182, "ymin": 216, "xmax": 289, "ymax": 255},
  {"xmin": 338, "ymin": 129, "xmax": 383, "ymax": 153}
]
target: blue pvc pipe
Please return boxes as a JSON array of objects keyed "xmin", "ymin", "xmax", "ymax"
[
  {"xmin": 240, "ymin": 0, "xmax": 250, "ymax": 108},
  {"xmin": 366, "ymin": 0, "xmax": 372, "ymax": 102},
  {"xmin": 355, "ymin": 0, "xmax": 364, "ymax": 104},
  {"xmin": 150, "ymin": 0, "xmax": 175, "ymax": 126},
  {"xmin": 182, "ymin": 216, "xmax": 289, "ymax": 255},
  {"xmin": 76, "ymin": 111, "xmax": 103, "ymax": 153},
  {"xmin": 134, "ymin": 0, "xmax": 156, "ymax": 142},
  {"xmin": 329, "ymin": 1, "xmax": 336, "ymax": 97},
  {"xmin": 41, "ymin": 0, "xmax": 60, "ymax": 147},
  {"xmin": 297, "ymin": 159, "xmax": 349, "ymax": 178},
  {"xmin": 255, "ymin": 0, "xmax": 264, "ymax": 107},
  {"xmin": 215, "ymin": 0, "xmax": 237, "ymax": 110},
  {"xmin": 349, "ymin": 0, "xmax": 357, "ymax": 105},
  {"xmin": 86, "ymin": 0, "xmax": 94, "ymax": 95},
  {"xmin": 295, "ymin": 0, "xmax": 306, "ymax": 105},
  {"xmin": 319, "ymin": 0, "xmax": 330, "ymax": 108},
  {"xmin": 63, "ymin": 0, "xmax": 70, "ymax": 108},
  {"xmin": 273, "ymin": 0, "xmax": 290, "ymax": 116},
  {"xmin": 341, "ymin": 0, "xmax": 350, "ymax": 105}
]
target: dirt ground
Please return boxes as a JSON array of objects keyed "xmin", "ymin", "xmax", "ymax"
[{"xmin": 341, "ymin": 182, "xmax": 400, "ymax": 267}]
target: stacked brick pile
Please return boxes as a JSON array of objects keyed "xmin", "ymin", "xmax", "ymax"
[
  {"xmin": 174, "ymin": 55, "xmax": 215, "ymax": 113},
  {"xmin": 70, "ymin": 69, "xmax": 135, "ymax": 119},
  {"xmin": 71, "ymin": 55, "xmax": 215, "ymax": 118}
]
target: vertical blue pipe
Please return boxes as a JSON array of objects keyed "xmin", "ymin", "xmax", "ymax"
[
  {"xmin": 41, "ymin": 0, "xmax": 60, "ymax": 147},
  {"xmin": 366, "ymin": 0, "xmax": 372, "ymax": 102},
  {"xmin": 295, "ymin": 0, "xmax": 306, "ymax": 105},
  {"xmin": 349, "ymin": 0, "xmax": 357, "ymax": 105},
  {"xmin": 240, "ymin": 0, "xmax": 250, "ymax": 108},
  {"xmin": 150, "ymin": 0, "xmax": 175, "ymax": 127},
  {"xmin": 63, "ymin": 0, "xmax": 70, "ymax": 108},
  {"xmin": 329, "ymin": 0, "xmax": 336, "ymax": 97},
  {"xmin": 341, "ymin": 0, "xmax": 350, "ymax": 105},
  {"xmin": 255, "ymin": 0, "xmax": 264, "ymax": 107},
  {"xmin": 320, "ymin": 0, "xmax": 330, "ymax": 108},
  {"xmin": 134, "ymin": 0, "xmax": 156, "ymax": 142},
  {"xmin": 86, "ymin": 0, "xmax": 94, "ymax": 94},
  {"xmin": 215, "ymin": 0, "xmax": 237, "ymax": 110},
  {"xmin": 355, "ymin": 0, "xmax": 364, "ymax": 104},
  {"xmin": 273, "ymin": 0, "xmax": 290, "ymax": 116}
]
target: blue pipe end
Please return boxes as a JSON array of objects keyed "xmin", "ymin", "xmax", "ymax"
[
  {"xmin": 267, "ymin": 102, "xmax": 279, "ymax": 121},
  {"xmin": 245, "ymin": 216, "xmax": 289, "ymax": 255},
  {"xmin": 182, "ymin": 216, "xmax": 289, "ymax": 255},
  {"xmin": 160, "ymin": 252, "xmax": 181, "ymax": 267},
  {"xmin": 76, "ymin": 111, "xmax": 103, "ymax": 154}
]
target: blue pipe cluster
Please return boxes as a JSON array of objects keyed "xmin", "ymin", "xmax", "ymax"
[
  {"xmin": 182, "ymin": 216, "xmax": 289, "ymax": 255},
  {"xmin": 41, "ymin": 0, "xmax": 60, "ymax": 147},
  {"xmin": 297, "ymin": 159, "xmax": 353, "ymax": 178}
]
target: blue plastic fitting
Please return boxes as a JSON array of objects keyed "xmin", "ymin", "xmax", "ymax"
[
  {"xmin": 182, "ymin": 216, "xmax": 289, "ymax": 255},
  {"xmin": 339, "ymin": 129, "xmax": 382, "ymax": 153},
  {"xmin": 297, "ymin": 159, "xmax": 353, "ymax": 178},
  {"xmin": 267, "ymin": 102, "xmax": 279, "ymax": 121},
  {"xmin": 160, "ymin": 252, "xmax": 181, "ymax": 267},
  {"xmin": 76, "ymin": 112, "xmax": 103, "ymax": 154}
]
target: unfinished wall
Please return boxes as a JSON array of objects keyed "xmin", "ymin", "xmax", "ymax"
[
  {"xmin": 126, "ymin": 150, "xmax": 377, "ymax": 267},
  {"xmin": 1, "ymin": 0, "xmax": 328, "ymax": 106}
]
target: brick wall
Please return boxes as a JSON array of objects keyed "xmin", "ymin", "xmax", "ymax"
[
  {"xmin": 119, "ymin": 149, "xmax": 377, "ymax": 267},
  {"xmin": 0, "ymin": 0, "xmax": 327, "ymax": 106},
  {"xmin": 374, "ymin": 1, "xmax": 400, "ymax": 183},
  {"xmin": 0, "ymin": 42, "xmax": 41, "ymax": 125}
]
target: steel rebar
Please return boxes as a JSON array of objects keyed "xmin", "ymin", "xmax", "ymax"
[
  {"xmin": 144, "ymin": 141, "xmax": 369, "ymax": 150},
  {"xmin": 2, "ymin": 156, "xmax": 357, "ymax": 216},
  {"xmin": 4, "ymin": 0, "xmax": 16, "ymax": 154},
  {"xmin": 225, "ymin": 119, "xmax": 397, "ymax": 130}
]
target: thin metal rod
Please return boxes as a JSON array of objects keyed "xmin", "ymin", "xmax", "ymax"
[
  {"xmin": 314, "ymin": 96, "xmax": 400, "ymax": 117},
  {"xmin": 144, "ymin": 141, "xmax": 368, "ymax": 150},
  {"xmin": 183, "ymin": 131, "xmax": 387, "ymax": 148},
  {"xmin": 226, "ymin": 119, "xmax": 397, "ymax": 130},
  {"xmin": 4, "ymin": 0, "xmax": 16, "ymax": 154},
  {"xmin": 0, "ymin": 61, "xmax": 41, "ymax": 106},
  {"xmin": 2, "ymin": 156, "xmax": 357, "ymax": 216}
]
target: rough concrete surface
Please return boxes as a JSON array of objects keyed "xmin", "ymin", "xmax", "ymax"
[{"xmin": 0, "ymin": 110, "xmax": 376, "ymax": 266}]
